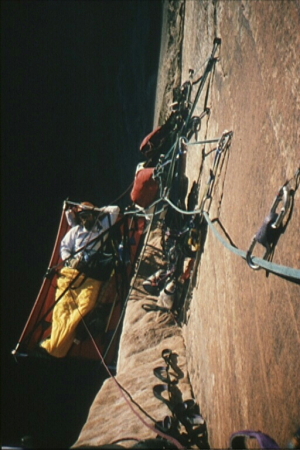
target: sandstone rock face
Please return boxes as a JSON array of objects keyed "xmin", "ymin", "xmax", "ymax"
[
  {"xmin": 74, "ymin": 1, "xmax": 299, "ymax": 449},
  {"xmin": 181, "ymin": 1, "xmax": 300, "ymax": 448},
  {"xmin": 154, "ymin": 0, "xmax": 185, "ymax": 126}
]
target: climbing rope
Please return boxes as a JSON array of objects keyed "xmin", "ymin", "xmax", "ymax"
[
  {"xmin": 54, "ymin": 209, "xmax": 185, "ymax": 448},
  {"xmin": 80, "ymin": 330, "xmax": 185, "ymax": 449}
]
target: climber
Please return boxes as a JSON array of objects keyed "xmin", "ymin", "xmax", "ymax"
[{"xmin": 39, "ymin": 201, "xmax": 120, "ymax": 358}]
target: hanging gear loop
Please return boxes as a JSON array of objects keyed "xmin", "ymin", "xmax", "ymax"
[
  {"xmin": 152, "ymin": 39, "xmax": 222, "ymax": 205},
  {"xmin": 183, "ymin": 37, "xmax": 221, "ymax": 131}
]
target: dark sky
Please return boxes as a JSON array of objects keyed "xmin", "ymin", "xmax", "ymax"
[{"xmin": 1, "ymin": 1, "xmax": 162, "ymax": 447}]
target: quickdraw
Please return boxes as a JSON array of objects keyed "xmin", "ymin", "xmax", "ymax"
[{"xmin": 246, "ymin": 168, "xmax": 300, "ymax": 270}]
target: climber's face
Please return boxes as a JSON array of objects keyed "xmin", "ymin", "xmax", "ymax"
[{"xmin": 79, "ymin": 212, "xmax": 95, "ymax": 231}]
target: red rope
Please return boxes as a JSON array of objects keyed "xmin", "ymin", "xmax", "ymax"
[{"xmin": 83, "ymin": 324, "xmax": 185, "ymax": 449}]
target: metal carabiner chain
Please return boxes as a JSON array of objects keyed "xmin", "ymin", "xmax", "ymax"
[{"xmin": 246, "ymin": 167, "xmax": 299, "ymax": 270}]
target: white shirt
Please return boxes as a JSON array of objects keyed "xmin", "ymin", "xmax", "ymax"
[{"xmin": 60, "ymin": 206, "xmax": 120, "ymax": 262}]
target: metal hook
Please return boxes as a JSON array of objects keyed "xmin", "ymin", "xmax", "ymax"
[
  {"xmin": 270, "ymin": 185, "xmax": 291, "ymax": 229},
  {"xmin": 246, "ymin": 183, "xmax": 292, "ymax": 270},
  {"xmin": 246, "ymin": 237, "xmax": 272, "ymax": 270}
]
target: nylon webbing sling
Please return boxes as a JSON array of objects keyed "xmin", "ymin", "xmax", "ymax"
[{"xmin": 203, "ymin": 211, "xmax": 300, "ymax": 284}]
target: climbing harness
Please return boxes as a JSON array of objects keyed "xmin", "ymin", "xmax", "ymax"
[{"xmin": 246, "ymin": 168, "xmax": 300, "ymax": 270}]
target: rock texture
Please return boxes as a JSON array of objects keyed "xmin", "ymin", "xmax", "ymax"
[
  {"xmin": 181, "ymin": 1, "xmax": 300, "ymax": 449},
  {"xmin": 74, "ymin": 1, "xmax": 299, "ymax": 449},
  {"xmin": 154, "ymin": 0, "xmax": 185, "ymax": 126}
]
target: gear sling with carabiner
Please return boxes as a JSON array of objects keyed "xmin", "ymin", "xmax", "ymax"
[{"xmin": 246, "ymin": 168, "xmax": 299, "ymax": 270}]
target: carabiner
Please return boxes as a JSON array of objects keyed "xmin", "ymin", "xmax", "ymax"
[
  {"xmin": 246, "ymin": 237, "xmax": 272, "ymax": 270},
  {"xmin": 246, "ymin": 183, "xmax": 292, "ymax": 270},
  {"xmin": 269, "ymin": 184, "xmax": 291, "ymax": 229}
]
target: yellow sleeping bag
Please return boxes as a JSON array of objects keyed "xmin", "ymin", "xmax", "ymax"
[{"xmin": 40, "ymin": 267, "xmax": 102, "ymax": 358}]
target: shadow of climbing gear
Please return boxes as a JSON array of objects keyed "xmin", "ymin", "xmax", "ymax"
[{"xmin": 152, "ymin": 349, "xmax": 210, "ymax": 449}]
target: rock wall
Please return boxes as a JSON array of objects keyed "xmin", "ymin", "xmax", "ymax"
[
  {"xmin": 73, "ymin": 1, "xmax": 300, "ymax": 449},
  {"xmin": 181, "ymin": 1, "xmax": 300, "ymax": 449}
]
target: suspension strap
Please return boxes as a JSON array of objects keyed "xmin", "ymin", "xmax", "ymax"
[
  {"xmin": 161, "ymin": 200, "xmax": 300, "ymax": 284},
  {"xmin": 160, "ymin": 132, "xmax": 299, "ymax": 283},
  {"xmin": 203, "ymin": 211, "xmax": 300, "ymax": 284}
]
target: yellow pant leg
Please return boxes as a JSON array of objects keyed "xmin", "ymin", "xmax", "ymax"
[{"xmin": 41, "ymin": 267, "xmax": 102, "ymax": 358}]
